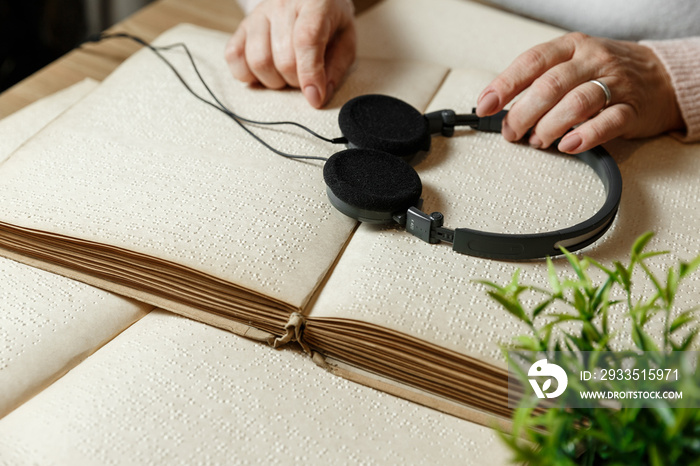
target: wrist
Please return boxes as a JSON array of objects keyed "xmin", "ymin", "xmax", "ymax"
[{"xmin": 641, "ymin": 38, "xmax": 700, "ymax": 141}]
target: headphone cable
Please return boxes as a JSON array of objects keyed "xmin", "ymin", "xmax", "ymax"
[{"xmin": 83, "ymin": 32, "xmax": 346, "ymax": 162}]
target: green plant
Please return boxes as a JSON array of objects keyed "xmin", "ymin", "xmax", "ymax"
[{"xmin": 481, "ymin": 233, "xmax": 700, "ymax": 465}]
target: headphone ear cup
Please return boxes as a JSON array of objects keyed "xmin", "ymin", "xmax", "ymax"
[
  {"xmin": 323, "ymin": 149, "xmax": 422, "ymax": 224},
  {"xmin": 338, "ymin": 94, "xmax": 431, "ymax": 159}
]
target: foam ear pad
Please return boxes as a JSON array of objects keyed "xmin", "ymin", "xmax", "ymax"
[
  {"xmin": 323, "ymin": 149, "xmax": 422, "ymax": 224},
  {"xmin": 338, "ymin": 94, "xmax": 431, "ymax": 159}
]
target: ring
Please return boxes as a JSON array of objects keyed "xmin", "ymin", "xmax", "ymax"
[{"xmin": 589, "ymin": 79, "xmax": 612, "ymax": 109}]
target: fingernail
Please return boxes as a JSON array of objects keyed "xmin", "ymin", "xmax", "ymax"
[
  {"xmin": 559, "ymin": 133, "xmax": 583, "ymax": 153},
  {"xmin": 303, "ymin": 85, "xmax": 322, "ymax": 108},
  {"xmin": 529, "ymin": 134, "xmax": 543, "ymax": 149},
  {"xmin": 476, "ymin": 89, "xmax": 499, "ymax": 116},
  {"xmin": 502, "ymin": 119, "xmax": 516, "ymax": 142}
]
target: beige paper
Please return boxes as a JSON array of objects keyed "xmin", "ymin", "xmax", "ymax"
[
  {"xmin": 0, "ymin": 79, "xmax": 152, "ymax": 419},
  {"xmin": 357, "ymin": 0, "xmax": 565, "ymax": 73},
  {"xmin": 0, "ymin": 310, "xmax": 512, "ymax": 465},
  {"xmin": 0, "ymin": 78, "xmax": 98, "ymax": 164}
]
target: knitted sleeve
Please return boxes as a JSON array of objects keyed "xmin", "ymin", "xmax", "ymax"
[{"xmin": 641, "ymin": 37, "xmax": 700, "ymax": 142}]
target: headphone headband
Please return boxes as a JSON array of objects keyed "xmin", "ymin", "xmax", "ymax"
[{"xmin": 404, "ymin": 111, "xmax": 622, "ymax": 260}]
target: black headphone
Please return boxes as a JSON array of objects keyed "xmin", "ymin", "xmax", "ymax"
[{"xmin": 323, "ymin": 94, "xmax": 622, "ymax": 261}]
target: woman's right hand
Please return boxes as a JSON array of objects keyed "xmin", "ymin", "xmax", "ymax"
[
  {"xmin": 476, "ymin": 33, "xmax": 684, "ymax": 153},
  {"xmin": 225, "ymin": 0, "xmax": 356, "ymax": 108}
]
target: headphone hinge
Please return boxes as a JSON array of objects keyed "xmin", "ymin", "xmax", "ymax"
[
  {"xmin": 435, "ymin": 226, "xmax": 454, "ymax": 243},
  {"xmin": 425, "ymin": 109, "xmax": 457, "ymax": 137},
  {"xmin": 405, "ymin": 207, "xmax": 453, "ymax": 245},
  {"xmin": 472, "ymin": 108, "xmax": 508, "ymax": 133}
]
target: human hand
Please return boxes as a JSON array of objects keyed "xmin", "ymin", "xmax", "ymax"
[
  {"xmin": 475, "ymin": 33, "xmax": 684, "ymax": 153},
  {"xmin": 225, "ymin": 0, "xmax": 356, "ymax": 108}
]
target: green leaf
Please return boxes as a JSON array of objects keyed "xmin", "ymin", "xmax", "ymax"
[
  {"xmin": 546, "ymin": 313, "xmax": 581, "ymax": 323},
  {"xmin": 572, "ymin": 288, "xmax": 588, "ymax": 316},
  {"xmin": 508, "ymin": 269, "xmax": 522, "ymax": 292},
  {"xmin": 486, "ymin": 291, "xmax": 529, "ymax": 324},
  {"xmin": 679, "ymin": 254, "xmax": 700, "ymax": 279},
  {"xmin": 614, "ymin": 261, "xmax": 631, "ymax": 290},
  {"xmin": 591, "ymin": 275, "xmax": 614, "ymax": 311},
  {"xmin": 553, "ymin": 339, "xmax": 562, "ymax": 352},
  {"xmin": 541, "ymin": 324, "xmax": 554, "ymax": 348},
  {"xmin": 532, "ymin": 297, "xmax": 554, "ymax": 319},
  {"xmin": 670, "ymin": 308, "xmax": 699, "ymax": 333},
  {"xmin": 561, "ymin": 278, "xmax": 583, "ymax": 290},
  {"xmin": 638, "ymin": 250, "xmax": 669, "ymax": 261},
  {"xmin": 640, "ymin": 262, "xmax": 666, "ymax": 306},
  {"xmin": 651, "ymin": 403, "xmax": 676, "ymax": 428},
  {"xmin": 564, "ymin": 332, "xmax": 588, "ymax": 351},
  {"xmin": 587, "ymin": 257, "xmax": 615, "ymax": 277},
  {"xmin": 649, "ymin": 443, "xmax": 664, "ymax": 466},
  {"xmin": 510, "ymin": 401, "xmax": 537, "ymax": 438},
  {"xmin": 666, "ymin": 267, "xmax": 679, "ymax": 306},
  {"xmin": 601, "ymin": 304, "xmax": 609, "ymax": 337},
  {"xmin": 631, "ymin": 292, "xmax": 661, "ymax": 327},
  {"xmin": 562, "ymin": 248, "xmax": 590, "ymax": 289},
  {"xmin": 631, "ymin": 231, "xmax": 655, "ymax": 258},
  {"xmin": 632, "ymin": 324, "xmax": 659, "ymax": 351},
  {"xmin": 513, "ymin": 335, "xmax": 542, "ymax": 351},
  {"xmin": 582, "ymin": 321, "xmax": 601, "ymax": 344},
  {"xmin": 593, "ymin": 332, "xmax": 613, "ymax": 351},
  {"xmin": 676, "ymin": 329, "xmax": 699, "ymax": 351},
  {"xmin": 547, "ymin": 256, "xmax": 562, "ymax": 297},
  {"xmin": 473, "ymin": 279, "xmax": 504, "ymax": 291}
]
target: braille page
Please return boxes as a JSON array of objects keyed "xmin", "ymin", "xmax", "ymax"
[
  {"xmin": 0, "ymin": 25, "xmax": 448, "ymax": 317},
  {"xmin": 308, "ymin": 66, "xmax": 700, "ymax": 369},
  {"xmin": 0, "ymin": 310, "xmax": 511, "ymax": 465},
  {"xmin": 0, "ymin": 78, "xmax": 98, "ymax": 164},
  {"xmin": 0, "ymin": 79, "xmax": 152, "ymax": 419},
  {"xmin": 356, "ymin": 0, "xmax": 564, "ymax": 73}
]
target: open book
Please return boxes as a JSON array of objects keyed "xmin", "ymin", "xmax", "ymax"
[
  {"xmin": 0, "ymin": 85, "xmax": 507, "ymax": 466},
  {"xmin": 1, "ymin": 23, "xmax": 698, "ymax": 425}
]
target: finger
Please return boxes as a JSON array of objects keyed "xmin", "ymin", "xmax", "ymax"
[
  {"xmin": 529, "ymin": 79, "xmax": 611, "ymax": 149},
  {"xmin": 502, "ymin": 60, "xmax": 594, "ymax": 141},
  {"xmin": 323, "ymin": 24, "xmax": 356, "ymax": 105},
  {"xmin": 294, "ymin": 9, "xmax": 331, "ymax": 108},
  {"xmin": 476, "ymin": 33, "xmax": 581, "ymax": 117},
  {"xmin": 224, "ymin": 28, "xmax": 257, "ymax": 84},
  {"xmin": 245, "ymin": 15, "xmax": 287, "ymax": 89},
  {"xmin": 270, "ymin": 8, "xmax": 299, "ymax": 87},
  {"xmin": 557, "ymin": 104, "xmax": 634, "ymax": 153}
]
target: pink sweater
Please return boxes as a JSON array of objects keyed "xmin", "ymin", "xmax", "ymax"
[{"xmin": 643, "ymin": 37, "xmax": 700, "ymax": 142}]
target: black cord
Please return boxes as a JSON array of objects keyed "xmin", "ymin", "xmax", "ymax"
[{"xmin": 84, "ymin": 32, "xmax": 346, "ymax": 162}]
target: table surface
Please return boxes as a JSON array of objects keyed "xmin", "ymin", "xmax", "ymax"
[
  {"xmin": 0, "ymin": 0, "xmax": 380, "ymax": 120},
  {"xmin": 0, "ymin": 0, "xmax": 244, "ymax": 119}
]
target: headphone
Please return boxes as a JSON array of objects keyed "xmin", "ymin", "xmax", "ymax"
[{"xmin": 323, "ymin": 94, "xmax": 622, "ymax": 261}]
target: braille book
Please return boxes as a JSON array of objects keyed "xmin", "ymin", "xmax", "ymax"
[{"xmin": 0, "ymin": 17, "xmax": 697, "ymax": 427}]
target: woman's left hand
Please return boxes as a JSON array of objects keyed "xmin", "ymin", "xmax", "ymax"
[{"xmin": 476, "ymin": 32, "xmax": 684, "ymax": 153}]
